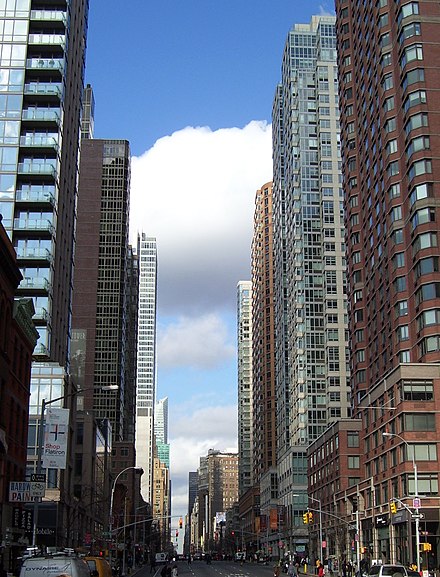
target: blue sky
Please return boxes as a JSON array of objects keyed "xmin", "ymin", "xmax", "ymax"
[{"xmin": 85, "ymin": 0, "xmax": 335, "ymax": 520}]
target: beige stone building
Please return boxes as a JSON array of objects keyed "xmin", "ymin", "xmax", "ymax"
[
  {"xmin": 197, "ymin": 449, "xmax": 238, "ymax": 551},
  {"xmin": 152, "ymin": 457, "xmax": 171, "ymax": 551}
]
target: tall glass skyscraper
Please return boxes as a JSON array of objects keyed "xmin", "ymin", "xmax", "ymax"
[
  {"xmin": 0, "ymin": 0, "xmax": 89, "ymax": 364},
  {"xmin": 136, "ymin": 234, "xmax": 157, "ymax": 502},
  {"xmin": 0, "ymin": 0, "xmax": 89, "ymax": 550},
  {"xmin": 272, "ymin": 16, "xmax": 350, "ymax": 550}
]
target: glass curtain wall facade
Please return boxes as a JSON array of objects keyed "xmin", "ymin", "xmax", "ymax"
[
  {"xmin": 0, "ymin": 0, "xmax": 88, "ymax": 364},
  {"xmin": 272, "ymin": 16, "xmax": 350, "ymax": 547},
  {"xmin": 0, "ymin": 0, "xmax": 89, "ymax": 550}
]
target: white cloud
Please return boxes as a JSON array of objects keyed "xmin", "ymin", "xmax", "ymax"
[
  {"xmin": 130, "ymin": 121, "xmax": 272, "ymax": 316},
  {"xmin": 168, "ymin": 404, "xmax": 238, "ymax": 518},
  {"xmin": 130, "ymin": 123, "xmax": 265, "ymax": 518},
  {"xmin": 158, "ymin": 313, "xmax": 235, "ymax": 369}
]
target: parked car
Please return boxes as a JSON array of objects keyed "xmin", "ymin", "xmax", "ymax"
[{"xmin": 368, "ymin": 565, "xmax": 409, "ymax": 577}]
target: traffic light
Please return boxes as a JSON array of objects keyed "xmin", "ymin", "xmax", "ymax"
[
  {"xmin": 390, "ymin": 501, "xmax": 397, "ymax": 514},
  {"xmin": 179, "ymin": 517, "xmax": 183, "ymax": 529},
  {"xmin": 422, "ymin": 543, "xmax": 432, "ymax": 552},
  {"xmin": 308, "ymin": 512, "xmax": 313, "ymax": 523},
  {"xmin": 303, "ymin": 513, "xmax": 309, "ymax": 524}
]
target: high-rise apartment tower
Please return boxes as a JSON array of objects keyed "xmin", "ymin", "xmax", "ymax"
[
  {"xmin": 333, "ymin": 0, "xmax": 440, "ymax": 565},
  {"xmin": 237, "ymin": 280, "xmax": 252, "ymax": 497},
  {"xmin": 272, "ymin": 16, "xmax": 350, "ymax": 549},
  {"xmin": 251, "ymin": 182, "xmax": 277, "ymax": 484}
]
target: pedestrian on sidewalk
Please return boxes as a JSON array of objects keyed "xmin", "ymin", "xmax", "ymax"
[{"xmin": 150, "ymin": 554, "xmax": 156, "ymax": 574}]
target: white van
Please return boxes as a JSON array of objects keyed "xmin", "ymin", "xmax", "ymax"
[{"xmin": 20, "ymin": 553, "xmax": 92, "ymax": 577}]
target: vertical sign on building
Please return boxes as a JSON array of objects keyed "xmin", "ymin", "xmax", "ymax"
[{"xmin": 42, "ymin": 408, "xmax": 70, "ymax": 469}]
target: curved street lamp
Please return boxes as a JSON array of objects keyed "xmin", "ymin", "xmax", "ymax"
[
  {"xmin": 383, "ymin": 432, "xmax": 420, "ymax": 572},
  {"xmin": 109, "ymin": 466, "xmax": 143, "ymax": 570}
]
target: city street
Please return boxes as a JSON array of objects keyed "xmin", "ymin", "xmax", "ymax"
[{"xmin": 140, "ymin": 561, "xmax": 282, "ymax": 577}]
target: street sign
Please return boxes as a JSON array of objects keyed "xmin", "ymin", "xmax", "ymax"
[
  {"xmin": 9, "ymin": 481, "xmax": 44, "ymax": 502},
  {"xmin": 30, "ymin": 474, "xmax": 46, "ymax": 483},
  {"xmin": 413, "ymin": 498, "xmax": 421, "ymax": 509}
]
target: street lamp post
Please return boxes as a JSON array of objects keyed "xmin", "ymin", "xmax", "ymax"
[
  {"xmin": 383, "ymin": 432, "xmax": 420, "ymax": 572},
  {"xmin": 109, "ymin": 466, "xmax": 143, "ymax": 572},
  {"xmin": 309, "ymin": 496, "xmax": 323, "ymax": 566},
  {"xmin": 32, "ymin": 391, "xmax": 79, "ymax": 548}
]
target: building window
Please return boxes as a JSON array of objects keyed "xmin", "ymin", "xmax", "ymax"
[
  {"xmin": 384, "ymin": 117, "xmax": 396, "ymax": 133},
  {"xmin": 405, "ymin": 112, "xmax": 428, "ymax": 136},
  {"xmin": 420, "ymin": 336, "xmax": 440, "ymax": 355},
  {"xmin": 399, "ymin": 22, "xmax": 421, "ymax": 44},
  {"xmin": 416, "ymin": 282, "xmax": 440, "ymax": 306},
  {"xmin": 388, "ymin": 183, "xmax": 401, "ymax": 198},
  {"xmin": 395, "ymin": 300, "xmax": 408, "ymax": 317},
  {"xmin": 347, "ymin": 432, "xmax": 360, "ymax": 447},
  {"xmin": 400, "ymin": 350, "xmax": 411, "ymax": 363},
  {"xmin": 393, "ymin": 252, "xmax": 405, "ymax": 268},
  {"xmin": 402, "ymin": 68, "xmax": 425, "ymax": 91},
  {"xmin": 348, "ymin": 456, "xmax": 360, "ymax": 469},
  {"xmin": 417, "ymin": 309, "xmax": 440, "ymax": 330},
  {"xmin": 397, "ymin": 325, "xmax": 409, "ymax": 341},
  {"xmin": 386, "ymin": 139, "xmax": 398, "ymax": 155},
  {"xmin": 404, "ymin": 412, "xmax": 435, "ymax": 431},
  {"xmin": 413, "ymin": 444, "xmax": 437, "ymax": 461},
  {"xmin": 382, "ymin": 72, "xmax": 393, "ymax": 90},
  {"xmin": 410, "ymin": 474, "xmax": 438, "ymax": 496},
  {"xmin": 398, "ymin": 2, "xmax": 419, "ymax": 25},
  {"xmin": 383, "ymin": 96, "xmax": 395, "ymax": 113},
  {"xmin": 406, "ymin": 136, "xmax": 430, "ymax": 159},
  {"xmin": 409, "ymin": 182, "xmax": 431, "ymax": 206},
  {"xmin": 400, "ymin": 44, "xmax": 423, "ymax": 68},
  {"xmin": 394, "ymin": 276, "xmax": 407, "ymax": 293},
  {"xmin": 412, "ymin": 231, "xmax": 437, "ymax": 255},
  {"xmin": 411, "ymin": 206, "xmax": 435, "ymax": 230},
  {"xmin": 414, "ymin": 256, "xmax": 439, "ymax": 280},
  {"xmin": 401, "ymin": 379, "xmax": 434, "ymax": 401},
  {"xmin": 404, "ymin": 89, "xmax": 426, "ymax": 113}
]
